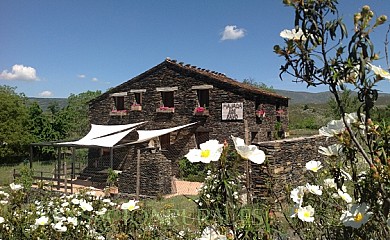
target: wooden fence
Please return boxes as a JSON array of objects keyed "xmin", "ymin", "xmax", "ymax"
[{"xmin": 13, "ymin": 161, "xmax": 85, "ymax": 194}]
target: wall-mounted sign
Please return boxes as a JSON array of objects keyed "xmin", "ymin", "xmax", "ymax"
[{"xmin": 222, "ymin": 102, "xmax": 243, "ymax": 120}]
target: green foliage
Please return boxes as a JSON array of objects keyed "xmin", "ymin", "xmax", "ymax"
[
  {"xmin": 178, "ymin": 158, "xmax": 207, "ymax": 182},
  {"xmin": 15, "ymin": 164, "xmax": 34, "ymax": 190},
  {"xmin": 63, "ymin": 91, "xmax": 101, "ymax": 139},
  {"xmin": 106, "ymin": 168, "xmax": 119, "ymax": 187},
  {"xmin": 328, "ymin": 90, "xmax": 360, "ymax": 119},
  {"xmin": 0, "ymin": 85, "xmax": 33, "ymax": 161},
  {"xmin": 242, "ymin": 78, "xmax": 275, "ymax": 92}
]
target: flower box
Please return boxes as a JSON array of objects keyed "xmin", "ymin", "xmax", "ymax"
[
  {"xmin": 109, "ymin": 110, "xmax": 128, "ymax": 116},
  {"xmin": 276, "ymin": 109, "xmax": 284, "ymax": 116},
  {"xmin": 193, "ymin": 107, "xmax": 209, "ymax": 116},
  {"xmin": 156, "ymin": 107, "xmax": 175, "ymax": 113},
  {"xmin": 130, "ymin": 105, "xmax": 142, "ymax": 111},
  {"xmin": 256, "ymin": 110, "xmax": 266, "ymax": 118}
]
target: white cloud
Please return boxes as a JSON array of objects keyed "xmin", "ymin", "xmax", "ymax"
[
  {"xmin": 77, "ymin": 74, "xmax": 86, "ymax": 78},
  {"xmin": 91, "ymin": 77, "xmax": 98, "ymax": 82},
  {"xmin": 221, "ymin": 25, "xmax": 246, "ymax": 41},
  {"xmin": 39, "ymin": 91, "xmax": 53, "ymax": 97},
  {"xmin": 0, "ymin": 64, "xmax": 39, "ymax": 81}
]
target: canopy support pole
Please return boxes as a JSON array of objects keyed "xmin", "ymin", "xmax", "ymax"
[
  {"xmin": 136, "ymin": 148, "xmax": 141, "ymax": 200},
  {"xmin": 110, "ymin": 148, "xmax": 113, "ymax": 169},
  {"xmin": 29, "ymin": 145, "xmax": 33, "ymax": 169}
]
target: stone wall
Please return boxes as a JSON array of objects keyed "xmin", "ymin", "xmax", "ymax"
[
  {"xmin": 118, "ymin": 147, "xmax": 172, "ymax": 196},
  {"xmin": 250, "ymin": 135, "xmax": 335, "ymax": 202}
]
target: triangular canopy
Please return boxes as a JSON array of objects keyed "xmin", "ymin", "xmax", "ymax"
[
  {"xmin": 121, "ymin": 122, "xmax": 197, "ymax": 146},
  {"xmin": 57, "ymin": 122, "xmax": 146, "ymax": 148}
]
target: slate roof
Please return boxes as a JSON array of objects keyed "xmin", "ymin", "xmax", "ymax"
[{"xmin": 90, "ymin": 58, "xmax": 288, "ymax": 104}]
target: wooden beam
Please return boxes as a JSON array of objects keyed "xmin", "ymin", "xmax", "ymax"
[{"xmin": 136, "ymin": 149, "xmax": 141, "ymax": 200}]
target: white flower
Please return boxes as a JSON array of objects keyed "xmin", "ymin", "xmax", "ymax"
[
  {"xmin": 280, "ymin": 28, "xmax": 307, "ymax": 41},
  {"xmin": 305, "ymin": 160, "xmax": 323, "ymax": 172},
  {"xmin": 71, "ymin": 198, "xmax": 80, "ymax": 205},
  {"xmin": 306, "ymin": 183, "xmax": 322, "ymax": 196},
  {"xmin": 53, "ymin": 221, "xmax": 67, "ymax": 232},
  {"xmin": 337, "ymin": 189, "xmax": 352, "ymax": 203},
  {"xmin": 120, "ymin": 200, "xmax": 139, "ymax": 211},
  {"xmin": 318, "ymin": 144, "xmax": 344, "ymax": 157},
  {"xmin": 67, "ymin": 217, "xmax": 78, "ymax": 226},
  {"xmin": 96, "ymin": 207, "xmax": 107, "ymax": 215},
  {"xmin": 368, "ymin": 63, "xmax": 390, "ymax": 80},
  {"xmin": 297, "ymin": 205, "xmax": 315, "ymax": 222},
  {"xmin": 290, "ymin": 204, "xmax": 300, "ymax": 218},
  {"xmin": 340, "ymin": 203, "xmax": 373, "ymax": 228},
  {"xmin": 231, "ymin": 136, "xmax": 265, "ymax": 164},
  {"xmin": 319, "ymin": 119, "xmax": 345, "ymax": 137},
  {"xmin": 0, "ymin": 216, "xmax": 4, "ymax": 223},
  {"xmin": 185, "ymin": 140, "xmax": 223, "ymax": 163},
  {"xmin": 290, "ymin": 186, "xmax": 306, "ymax": 205},
  {"xmin": 323, "ymin": 178, "xmax": 337, "ymax": 189},
  {"xmin": 196, "ymin": 226, "xmax": 227, "ymax": 240},
  {"xmin": 79, "ymin": 200, "xmax": 93, "ymax": 212},
  {"xmin": 9, "ymin": 183, "xmax": 23, "ymax": 191},
  {"xmin": 35, "ymin": 216, "xmax": 49, "ymax": 226}
]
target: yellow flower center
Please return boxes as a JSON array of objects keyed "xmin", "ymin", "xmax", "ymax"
[
  {"xmin": 303, "ymin": 211, "xmax": 311, "ymax": 218},
  {"xmin": 312, "ymin": 167, "xmax": 318, "ymax": 171},
  {"xmin": 354, "ymin": 212, "xmax": 363, "ymax": 222},
  {"xmin": 128, "ymin": 205, "xmax": 135, "ymax": 211},
  {"xmin": 201, "ymin": 150, "xmax": 210, "ymax": 158}
]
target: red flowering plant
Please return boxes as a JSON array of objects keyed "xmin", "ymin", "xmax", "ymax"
[
  {"xmin": 256, "ymin": 109, "xmax": 266, "ymax": 118},
  {"xmin": 195, "ymin": 106, "xmax": 206, "ymax": 113}
]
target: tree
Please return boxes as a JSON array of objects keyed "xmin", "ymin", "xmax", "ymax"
[
  {"xmin": 0, "ymin": 85, "xmax": 33, "ymax": 161},
  {"xmin": 242, "ymin": 78, "xmax": 275, "ymax": 92},
  {"xmin": 62, "ymin": 90, "xmax": 102, "ymax": 139},
  {"xmin": 328, "ymin": 89, "xmax": 359, "ymax": 118}
]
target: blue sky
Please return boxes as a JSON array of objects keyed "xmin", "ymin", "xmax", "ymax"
[{"xmin": 1, "ymin": 0, "xmax": 389, "ymax": 98}]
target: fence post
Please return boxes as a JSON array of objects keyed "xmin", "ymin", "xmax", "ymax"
[
  {"xmin": 57, "ymin": 147, "xmax": 61, "ymax": 190},
  {"xmin": 71, "ymin": 147, "xmax": 75, "ymax": 179},
  {"xmin": 244, "ymin": 119, "xmax": 252, "ymax": 204},
  {"xmin": 64, "ymin": 162, "xmax": 67, "ymax": 194}
]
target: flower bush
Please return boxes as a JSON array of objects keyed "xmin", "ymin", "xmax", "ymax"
[{"xmin": 276, "ymin": 0, "xmax": 390, "ymax": 238}]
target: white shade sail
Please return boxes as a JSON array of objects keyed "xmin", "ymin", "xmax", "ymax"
[
  {"xmin": 57, "ymin": 122, "xmax": 146, "ymax": 147},
  {"xmin": 124, "ymin": 122, "xmax": 197, "ymax": 145}
]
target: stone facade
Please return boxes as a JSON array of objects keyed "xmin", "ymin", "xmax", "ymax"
[
  {"xmin": 87, "ymin": 58, "xmax": 289, "ymax": 196},
  {"xmin": 250, "ymin": 135, "xmax": 335, "ymax": 203}
]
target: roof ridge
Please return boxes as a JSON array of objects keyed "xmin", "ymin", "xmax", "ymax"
[{"xmin": 164, "ymin": 57, "xmax": 288, "ymax": 99}]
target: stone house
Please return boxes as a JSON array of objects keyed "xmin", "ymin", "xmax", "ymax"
[{"xmin": 87, "ymin": 58, "xmax": 289, "ymax": 196}]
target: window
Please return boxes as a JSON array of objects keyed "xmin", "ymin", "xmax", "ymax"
[
  {"xmin": 195, "ymin": 132, "xmax": 209, "ymax": 148},
  {"xmin": 134, "ymin": 93, "xmax": 142, "ymax": 105},
  {"xmin": 159, "ymin": 133, "xmax": 171, "ymax": 149},
  {"xmin": 161, "ymin": 91, "xmax": 174, "ymax": 107},
  {"xmin": 197, "ymin": 89, "xmax": 209, "ymax": 108},
  {"xmin": 110, "ymin": 92, "xmax": 127, "ymax": 111},
  {"xmin": 114, "ymin": 96, "xmax": 125, "ymax": 110}
]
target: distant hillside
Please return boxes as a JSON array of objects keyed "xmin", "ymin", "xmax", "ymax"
[
  {"xmin": 275, "ymin": 90, "xmax": 390, "ymax": 106},
  {"xmin": 27, "ymin": 90, "xmax": 389, "ymax": 111},
  {"xmin": 28, "ymin": 97, "xmax": 68, "ymax": 112}
]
